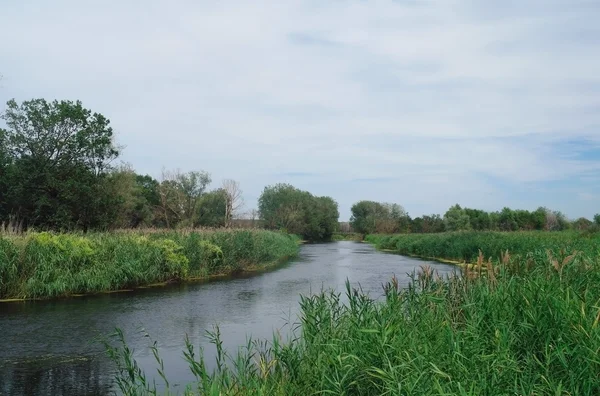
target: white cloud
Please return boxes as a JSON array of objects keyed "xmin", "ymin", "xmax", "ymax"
[{"xmin": 1, "ymin": 0, "xmax": 599, "ymax": 219}]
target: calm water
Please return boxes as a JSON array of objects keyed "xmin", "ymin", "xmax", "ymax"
[{"xmin": 0, "ymin": 241, "xmax": 456, "ymax": 395}]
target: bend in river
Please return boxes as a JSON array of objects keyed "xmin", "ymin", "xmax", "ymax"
[{"xmin": 0, "ymin": 241, "xmax": 457, "ymax": 395}]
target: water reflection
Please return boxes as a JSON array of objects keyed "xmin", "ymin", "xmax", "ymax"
[{"xmin": 0, "ymin": 356, "xmax": 112, "ymax": 396}]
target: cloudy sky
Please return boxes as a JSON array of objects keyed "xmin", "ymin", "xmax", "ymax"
[{"xmin": 1, "ymin": 0, "xmax": 599, "ymax": 220}]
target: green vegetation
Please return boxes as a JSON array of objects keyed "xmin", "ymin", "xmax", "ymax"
[
  {"xmin": 0, "ymin": 229, "xmax": 299, "ymax": 300},
  {"xmin": 106, "ymin": 244, "xmax": 600, "ymax": 395},
  {"xmin": 350, "ymin": 200, "xmax": 597, "ymax": 234},
  {"xmin": 258, "ymin": 183, "xmax": 339, "ymax": 241},
  {"xmin": 331, "ymin": 232, "xmax": 363, "ymax": 241},
  {"xmin": 365, "ymin": 231, "xmax": 600, "ymax": 263}
]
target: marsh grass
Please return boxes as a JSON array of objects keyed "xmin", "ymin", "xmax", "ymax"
[
  {"xmin": 365, "ymin": 230, "xmax": 600, "ymax": 263},
  {"xmin": 105, "ymin": 246, "xmax": 600, "ymax": 395},
  {"xmin": 0, "ymin": 229, "xmax": 299, "ymax": 300}
]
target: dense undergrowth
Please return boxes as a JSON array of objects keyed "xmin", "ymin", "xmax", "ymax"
[
  {"xmin": 106, "ymin": 233, "xmax": 600, "ymax": 395},
  {"xmin": 0, "ymin": 229, "xmax": 299, "ymax": 300},
  {"xmin": 365, "ymin": 231, "xmax": 600, "ymax": 263}
]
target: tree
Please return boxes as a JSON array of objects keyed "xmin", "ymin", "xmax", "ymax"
[
  {"xmin": 464, "ymin": 208, "xmax": 491, "ymax": 231},
  {"xmin": 304, "ymin": 196, "xmax": 339, "ymax": 241},
  {"xmin": 497, "ymin": 207, "xmax": 518, "ymax": 231},
  {"xmin": 350, "ymin": 201, "xmax": 410, "ymax": 234},
  {"xmin": 258, "ymin": 184, "xmax": 306, "ymax": 233},
  {"xmin": 156, "ymin": 169, "xmax": 211, "ymax": 228},
  {"xmin": 1, "ymin": 98, "xmax": 119, "ymax": 230},
  {"xmin": 258, "ymin": 183, "xmax": 338, "ymax": 240},
  {"xmin": 443, "ymin": 204, "xmax": 471, "ymax": 231},
  {"xmin": 544, "ymin": 208, "xmax": 569, "ymax": 231},
  {"xmin": 411, "ymin": 214, "xmax": 444, "ymax": 233},
  {"xmin": 222, "ymin": 179, "xmax": 244, "ymax": 227},
  {"xmin": 196, "ymin": 189, "xmax": 227, "ymax": 227},
  {"xmin": 594, "ymin": 214, "xmax": 600, "ymax": 226},
  {"xmin": 572, "ymin": 217, "xmax": 593, "ymax": 231},
  {"xmin": 350, "ymin": 201, "xmax": 383, "ymax": 234}
]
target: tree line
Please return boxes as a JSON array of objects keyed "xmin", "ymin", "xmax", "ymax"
[
  {"xmin": 350, "ymin": 201, "xmax": 600, "ymax": 235},
  {"xmin": 0, "ymin": 98, "xmax": 340, "ymax": 241},
  {"xmin": 0, "ymin": 99, "xmax": 244, "ymax": 231},
  {"xmin": 1, "ymin": 98, "xmax": 596, "ymax": 239}
]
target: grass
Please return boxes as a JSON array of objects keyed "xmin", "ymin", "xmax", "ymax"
[
  {"xmin": 0, "ymin": 229, "xmax": 299, "ymax": 300},
  {"xmin": 364, "ymin": 230, "xmax": 600, "ymax": 263},
  {"xmin": 105, "ymin": 232, "xmax": 600, "ymax": 395}
]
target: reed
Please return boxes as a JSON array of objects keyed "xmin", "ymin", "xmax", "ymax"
[{"xmin": 0, "ymin": 229, "xmax": 299, "ymax": 300}]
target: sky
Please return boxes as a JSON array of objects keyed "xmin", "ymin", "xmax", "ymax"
[{"xmin": 1, "ymin": 0, "xmax": 599, "ymax": 221}]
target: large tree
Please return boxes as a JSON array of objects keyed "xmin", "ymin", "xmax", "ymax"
[
  {"xmin": 443, "ymin": 204, "xmax": 471, "ymax": 231},
  {"xmin": 195, "ymin": 189, "xmax": 227, "ymax": 228},
  {"xmin": 1, "ymin": 98, "xmax": 119, "ymax": 230},
  {"xmin": 258, "ymin": 183, "xmax": 338, "ymax": 241},
  {"xmin": 156, "ymin": 169, "xmax": 211, "ymax": 228}
]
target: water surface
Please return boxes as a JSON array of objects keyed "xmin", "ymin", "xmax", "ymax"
[{"xmin": 0, "ymin": 241, "xmax": 456, "ymax": 395}]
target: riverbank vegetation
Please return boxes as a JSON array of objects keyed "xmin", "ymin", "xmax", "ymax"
[
  {"xmin": 350, "ymin": 200, "xmax": 599, "ymax": 235},
  {"xmin": 365, "ymin": 231, "xmax": 600, "ymax": 263},
  {"xmin": 0, "ymin": 229, "xmax": 299, "ymax": 300},
  {"xmin": 106, "ymin": 241, "xmax": 600, "ymax": 395}
]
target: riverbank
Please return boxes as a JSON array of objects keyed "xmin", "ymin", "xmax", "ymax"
[
  {"xmin": 331, "ymin": 232, "xmax": 363, "ymax": 241},
  {"xmin": 364, "ymin": 230, "xmax": 600, "ymax": 264},
  {"xmin": 0, "ymin": 229, "xmax": 300, "ymax": 301},
  {"xmin": 106, "ymin": 235, "xmax": 600, "ymax": 395}
]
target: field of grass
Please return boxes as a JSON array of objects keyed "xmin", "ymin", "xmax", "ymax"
[
  {"xmin": 0, "ymin": 229, "xmax": 299, "ymax": 300},
  {"xmin": 106, "ymin": 242, "xmax": 600, "ymax": 395},
  {"xmin": 365, "ymin": 231, "xmax": 600, "ymax": 263}
]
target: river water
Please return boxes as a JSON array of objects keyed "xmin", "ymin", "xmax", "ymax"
[{"xmin": 0, "ymin": 241, "xmax": 456, "ymax": 395}]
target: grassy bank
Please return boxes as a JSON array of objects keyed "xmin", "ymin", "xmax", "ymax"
[
  {"xmin": 365, "ymin": 231, "xmax": 600, "ymax": 263},
  {"xmin": 0, "ymin": 229, "xmax": 299, "ymax": 300},
  {"xmin": 331, "ymin": 232, "xmax": 363, "ymax": 241},
  {"xmin": 106, "ymin": 243, "xmax": 600, "ymax": 395}
]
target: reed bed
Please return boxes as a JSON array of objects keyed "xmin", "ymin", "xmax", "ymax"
[
  {"xmin": 365, "ymin": 230, "xmax": 600, "ymax": 263},
  {"xmin": 105, "ymin": 235, "xmax": 600, "ymax": 395},
  {"xmin": 0, "ymin": 229, "xmax": 299, "ymax": 300}
]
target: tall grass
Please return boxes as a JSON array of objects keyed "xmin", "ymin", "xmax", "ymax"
[
  {"xmin": 365, "ymin": 230, "xmax": 600, "ymax": 263},
  {"xmin": 105, "ymin": 247, "xmax": 600, "ymax": 395},
  {"xmin": 0, "ymin": 229, "xmax": 299, "ymax": 300}
]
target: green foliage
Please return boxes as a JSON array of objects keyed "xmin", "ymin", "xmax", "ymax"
[
  {"xmin": 195, "ymin": 189, "xmax": 227, "ymax": 228},
  {"xmin": 331, "ymin": 232, "xmax": 363, "ymax": 241},
  {"xmin": 258, "ymin": 184, "xmax": 339, "ymax": 241},
  {"xmin": 365, "ymin": 231, "xmax": 600, "ymax": 263},
  {"xmin": 1, "ymin": 98, "xmax": 119, "ymax": 230},
  {"xmin": 0, "ymin": 229, "xmax": 299, "ymax": 300},
  {"xmin": 595, "ymin": 213, "xmax": 600, "ymax": 226},
  {"xmin": 411, "ymin": 214, "xmax": 444, "ymax": 233},
  {"xmin": 350, "ymin": 201, "xmax": 411, "ymax": 234},
  {"xmin": 106, "ymin": 247, "xmax": 600, "ymax": 395},
  {"xmin": 443, "ymin": 204, "xmax": 471, "ymax": 231}
]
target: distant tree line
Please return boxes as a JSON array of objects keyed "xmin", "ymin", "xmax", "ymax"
[
  {"xmin": 0, "ymin": 98, "xmax": 243, "ymax": 231},
  {"xmin": 1, "ymin": 98, "xmax": 595, "ymax": 239},
  {"xmin": 350, "ymin": 201, "xmax": 600, "ymax": 234}
]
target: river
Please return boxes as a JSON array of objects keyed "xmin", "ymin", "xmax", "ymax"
[{"xmin": 0, "ymin": 241, "xmax": 456, "ymax": 395}]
